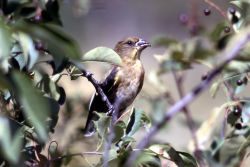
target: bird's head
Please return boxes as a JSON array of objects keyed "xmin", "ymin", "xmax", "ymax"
[{"xmin": 114, "ymin": 37, "xmax": 150, "ymax": 61}]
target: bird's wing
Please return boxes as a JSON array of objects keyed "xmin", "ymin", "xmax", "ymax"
[
  {"xmin": 84, "ymin": 67, "xmax": 120, "ymax": 136},
  {"xmin": 89, "ymin": 66, "xmax": 120, "ymax": 112}
]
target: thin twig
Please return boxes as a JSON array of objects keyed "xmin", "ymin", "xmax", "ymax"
[
  {"xmin": 189, "ymin": 0, "xmax": 200, "ymax": 35},
  {"xmin": 103, "ymin": 120, "xmax": 116, "ymax": 167},
  {"xmin": 50, "ymin": 152, "xmax": 103, "ymax": 162},
  {"xmin": 172, "ymin": 71, "xmax": 204, "ymax": 166},
  {"xmin": 125, "ymin": 29, "xmax": 250, "ymax": 167},
  {"xmin": 71, "ymin": 61, "xmax": 114, "ymax": 114},
  {"xmin": 203, "ymin": 0, "xmax": 235, "ymax": 32},
  {"xmin": 71, "ymin": 61, "xmax": 115, "ymax": 167},
  {"xmin": 204, "ymin": 0, "xmax": 227, "ymax": 19},
  {"xmin": 115, "ymin": 108, "xmax": 133, "ymax": 124},
  {"xmin": 222, "ymin": 80, "xmax": 236, "ymax": 101}
]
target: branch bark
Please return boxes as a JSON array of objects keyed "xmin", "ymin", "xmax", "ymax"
[
  {"xmin": 172, "ymin": 71, "xmax": 203, "ymax": 163},
  {"xmin": 71, "ymin": 61, "xmax": 114, "ymax": 114}
]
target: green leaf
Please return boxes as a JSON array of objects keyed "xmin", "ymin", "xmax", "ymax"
[
  {"xmin": 226, "ymin": 61, "xmax": 250, "ymax": 73},
  {"xmin": 0, "ymin": 116, "xmax": 23, "ymax": 163},
  {"xmin": 113, "ymin": 121, "xmax": 125, "ymax": 143},
  {"xmin": 82, "ymin": 47, "xmax": 122, "ymax": 66},
  {"xmin": 12, "ymin": 71, "xmax": 50, "ymax": 141},
  {"xmin": 183, "ymin": 37, "xmax": 214, "ymax": 60},
  {"xmin": 136, "ymin": 150, "xmax": 161, "ymax": 167},
  {"xmin": 94, "ymin": 113, "xmax": 111, "ymax": 139},
  {"xmin": 108, "ymin": 149, "xmax": 118, "ymax": 162},
  {"xmin": 149, "ymin": 144, "xmax": 185, "ymax": 166},
  {"xmin": 67, "ymin": 65, "xmax": 82, "ymax": 80},
  {"xmin": 210, "ymin": 21, "xmax": 229, "ymax": 42},
  {"xmin": 11, "ymin": 44, "xmax": 26, "ymax": 70},
  {"xmin": 226, "ymin": 105, "xmax": 241, "ymax": 126},
  {"xmin": 0, "ymin": 18, "xmax": 11, "ymax": 73},
  {"xmin": 178, "ymin": 152, "xmax": 198, "ymax": 167},
  {"xmin": 210, "ymin": 81, "xmax": 221, "ymax": 98},
  {"xmin": 237, "ymin": 134, "xmax": 250, "ymax": 155},
  {"xmin": 242, "ymin": 101, "xmax": 250, "ymax": 123},
  {"xmin": 230, "ymin": 2, "xmax": 250, "ymax": 29},
  {"xmin": 0, "ymin": 73, "xmax": 10, "ymax": 90},
  {"xmin": 152, "ymin": 36, "xmax": 178, "ymax": 47},
  {"xmin": 13, "ymin": 21, "xmax": 81, "ymax": 60},
  {"xmin": 159, "ymin": 59, "xmax": 191, "ymax": 72},
  {"xmin": 224, "ymin": 73, "xmax": 247, "ymax": 94},
  {"xmin": 45, "ymin": 97, "xmax": 60, "ymax": 132},
  {"xmin": 126, "ymin": 108, "xmax": 150, "ymax": 137},
  {"xmin": 17, "ymin": 32, "xmax": 39, "ymax": 70},
  {"xmin": 119, "ymin": 136, "xmax": 136, "ymax": 147},
  {"xmin": 37, "ymin": 74, "xmax": 65, "ymax": 104},
  {"xmin": 219, "ymin": 136, "xmax": 245, "ymax": 166}
]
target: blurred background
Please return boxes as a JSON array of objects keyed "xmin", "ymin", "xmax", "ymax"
[{"xmin": 50, "ymin": 0, "xmax": 232, "ymax": 165}]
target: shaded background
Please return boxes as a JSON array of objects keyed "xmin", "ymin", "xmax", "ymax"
[{"xmin": 55, "ymin": 0, "xmax": 230, "ymax": 153}]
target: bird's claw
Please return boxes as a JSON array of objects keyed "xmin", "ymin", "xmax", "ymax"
[
  {"xmin": 85, "ymin": 71, "xmax": 93, "ymax": 78},
  {"xmin": 107, "ymin": 107, "xmax": 114, "ymax": 116}
]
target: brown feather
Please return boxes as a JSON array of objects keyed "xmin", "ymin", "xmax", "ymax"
[{"xmin": 83, "ymin": 37, "xmax": 150, "ymax": 136}]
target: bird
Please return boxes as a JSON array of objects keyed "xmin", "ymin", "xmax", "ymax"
[{"xmin": 83, "ymin": 37, "xmax": 150, "ymax": 137}]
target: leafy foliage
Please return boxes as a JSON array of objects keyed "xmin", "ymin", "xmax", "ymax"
[{"xmin": 1, "ymin": 0, "xmax": 250, "ymax": 167}]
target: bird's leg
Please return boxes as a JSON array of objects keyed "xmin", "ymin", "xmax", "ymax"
[
  {"xmin": 107, "ymin": 106, "xmax": 114, "ymax": 116},
  {"xmin": 109, "ymin": 100, "xmax": 122, "ymax": 122},
  {"xmin": 84, "ymin": 71, "xmax": 101, "ymax": 85},
  {"xmin": 80, "ymin": 69, "xmax": 115, "ymax": 115}
]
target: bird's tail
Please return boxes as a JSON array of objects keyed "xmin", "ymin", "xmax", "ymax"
[
  {"xmin": 83, "ymin": 120, "xmax": 96, "ymax": 137},
  {"xmin": 83, "ymin": 109, "xmax": 98, "ymax": 137}
]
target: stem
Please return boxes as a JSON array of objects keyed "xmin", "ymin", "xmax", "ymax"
[
  {"xmin": 125, "ymin": 29, "xmax": 250, "ymax": 167},
  {"xmin": 103, "ymin": 119, "xmax": 115, "ymax": 167},
  {"xmin": 203, "ymin": 0, "xmax": 234, "ymax": 32},
  {"xmin": 50, "ymin": 152, "xmax": 103, "ymax": 162},
  {"xmin": 172, "ymin": 71, "xmax": 205, "ymax": 166},
  {"xmin": 189, "ymin": 0, "xmax": 200, "ymax": 35},
  {"xmin": 204, "ymin": 0, "xmax": 227, "ymax": 19}
]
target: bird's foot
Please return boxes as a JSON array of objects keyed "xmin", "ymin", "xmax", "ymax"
[
  {"xmin": 107, "ymin": 106, "xmax": 114, "ymax": 116},
  {"xmin": 84, "ymin": 71, "xmax": 93, "ymax": 79}
]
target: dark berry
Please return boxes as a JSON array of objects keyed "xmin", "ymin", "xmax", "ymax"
[
  {"xmin": 237, "ymin": 79, "xmax": 243, "ymax": 86},
  {"xmin": 211, "ymin": 140, "xmax": 217, "ymax": 149},
  {"xmin": 204, "ymin": 8, "xmax": 211, "ymax": 16},
  {"xmin": 235, "ymin": 123, "xmax": 242, "ymax": 130},
  {"xmin": 228, "ymin": 7, "xmax": 236, "ymax": 15},
  {"xmin": 179, "ymin": 13, "xmax": 189, "ymax": 25},
  {"xmin": 224, "ymin": 26, "xmax": 231, "ymax": 33},
  {"xmin": 233, "ymin": 106, "xmax": 242, "ymax": 116}
]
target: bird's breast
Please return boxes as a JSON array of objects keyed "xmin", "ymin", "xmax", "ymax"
[{"xmin": 115, "ymin": 60, "xmax": 144, "ymax": 106}]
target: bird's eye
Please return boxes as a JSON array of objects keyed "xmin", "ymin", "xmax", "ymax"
[{"xmin": 126, "ymin": 40, "xmax": 133, "ymax": 45}]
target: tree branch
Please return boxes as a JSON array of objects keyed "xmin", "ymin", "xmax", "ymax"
[
  {"xmin": 172, "ymin": 71, "xmax": 204, "ymax": 166},
  {"xmin": 125, "ymin": 30, "xmax": 250, "ymax": 166},
  {"xmin": 71, "ymin": 61, "xmax": 114, "ymax": 114},
  {"xmin": 50, "ymin": 151, "xmax": 103, "ymax": 162},
  {"xmin": 70, "ymin": 61, "xmax": 115, "ymax": 167}
]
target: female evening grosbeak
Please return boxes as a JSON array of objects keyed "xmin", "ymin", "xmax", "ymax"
[{"xmin": 84, "ymin": 37, "xmax": 150, "ymax": 137}]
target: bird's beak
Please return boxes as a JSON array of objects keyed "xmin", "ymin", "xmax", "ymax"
[{"xmin": 135, "ymin": 38, "xmax": 151, "ymax": 50}]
